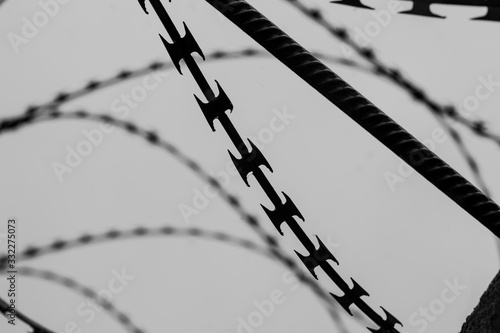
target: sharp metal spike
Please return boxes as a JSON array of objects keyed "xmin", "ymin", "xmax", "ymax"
[
  {"xmin": 262, "ymin": 192, "xmax": 303, "ymax": 235},
  {"xmin": 194, "ymin": 80, "xmax": 233, "ymax": 131},
  {"xmin": 331, "ymin": 278, "xmax": 369, "ymax": 315}
]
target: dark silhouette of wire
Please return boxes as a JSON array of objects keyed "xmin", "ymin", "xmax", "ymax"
[
  {"xmin": 0, "ymin": 109, "xmax": 350, "ymax": 332},
  {"xmin": 206, "ymin": 0, "xmax": 500, "ymax": 239}
]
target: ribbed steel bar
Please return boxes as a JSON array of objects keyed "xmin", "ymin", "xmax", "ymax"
[{"xmin": 204, "ymin": 0, "xmax": 500, "ymax": 239}]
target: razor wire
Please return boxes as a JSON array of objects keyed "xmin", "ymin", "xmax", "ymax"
[
  {"xmin": 138, "ymin": 0, "xmax": 411, "ymax": 331},
  {"xmin": 331, "ymin": 0, "xmax": 500, "ymax": 21}
]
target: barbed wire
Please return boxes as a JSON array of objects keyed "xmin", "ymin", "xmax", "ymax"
[
  {"xmin": 0, "ymin": 224, "xmax": 374, "ymax": 332},
  {"xmin": 0, "ymin": 108, "xmax": 351, "ymax": 333},
  {"xmin": 7, "ymin": 267, "xmax": 145, "ymax": 333},
  {"xmin": 0, "ymin": 225, "xmax": 365, "ymax": 324}
]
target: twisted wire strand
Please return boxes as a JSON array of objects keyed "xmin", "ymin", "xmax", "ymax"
[
  {"xmin": 0, "ymin": 109, "xmax": 350, "ymax": 332},
  {"xmin": 7, "ymin": 267, "xmax": 145, "ymax": 333},
  {"xmin": 284, "ymin": 0, "xmax": 500, "ymax": 146},
  {"xmin": 206, "ymin": 0, "xmax": 500, "ymax": 237}
]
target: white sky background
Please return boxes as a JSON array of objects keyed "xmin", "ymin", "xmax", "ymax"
[{"xmin": 1, "ymin": 0, "xmax": 500, "ymax": 332}]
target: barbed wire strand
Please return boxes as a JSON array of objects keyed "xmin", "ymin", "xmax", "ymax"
[
  {"xmin": 20, "ymin": 49, "xmax": 365, "ymax": 118},
  {"xmin": 0, "ymin": 225, "xmax": 366, "ymax": 327},
  {"xmin": 9, "ymin": 267, "xmax": 145, "ymax": 333},
  {"xmin": 0, "ymin": 109, "xmax": 351, "ymax": 333}
]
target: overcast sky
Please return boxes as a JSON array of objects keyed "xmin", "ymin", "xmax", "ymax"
[{"xmin": 1, "ymin": 1, "xmax": 500, "ymax": 333}]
